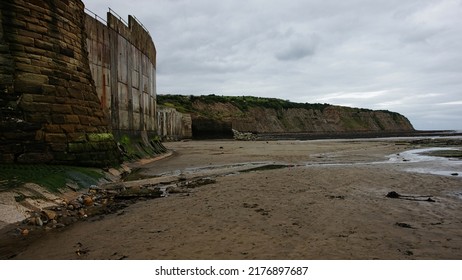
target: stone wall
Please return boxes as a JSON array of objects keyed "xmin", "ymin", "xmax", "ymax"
[
  {"xmin": 85, "ymin": 12, "xmax": 157, "ymax": 140},
  {"xmin": 0, "ymin": 0, "xmax": 120, "ymax": 166},
  {"xmin": 157, "ymin": 106, "xmax": 192, "ymax": 140}
]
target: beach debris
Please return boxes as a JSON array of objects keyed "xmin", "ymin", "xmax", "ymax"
[
  {"xmin": 395, "ymin": 222, "xmax": 414, "ymax": 229},
  {"xmin": 243, "ymin": 203, "xmax": 259, "ymax": 209},
  {"xmin": 386, "ymin": 191, "xmax": 435, "ymax": 202},
  {"xmin": 75, "ymin": 242, "xmax": 89, "ymax": 257},
  {"xmin": 176, "ymin": 177, "xmax": 216, "ymax": 188},
  {"xmin": 326, "ymin": 195, "xmax": 345, "ymax": 200}
]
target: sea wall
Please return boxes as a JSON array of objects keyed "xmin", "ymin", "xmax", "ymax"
[
  {"xmin": 157, "ymin": 106, "xmax": 192, "ymax": 140},
  {"xmin": 0, "ymin": 0, "xmax": 120, "ymax": 166},
  {"xmin": 85, "ymin": 12, "xmax": 157, "ymax": 140}
]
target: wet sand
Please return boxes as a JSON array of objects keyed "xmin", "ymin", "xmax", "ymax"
[{"xmin": 7, "ymin": 139, "xmax": 462, "ymax": 259}]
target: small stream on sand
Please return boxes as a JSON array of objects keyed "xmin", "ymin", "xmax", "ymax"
[{"xmin": 387, "ymin": 147, "xmax": 462, "ymax": 177}]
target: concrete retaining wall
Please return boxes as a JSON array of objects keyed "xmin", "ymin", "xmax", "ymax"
[
  {"xmin": 157, "ymin": 106, "xmax": 192, "ymax": 140},
  {"xmin": 85, "ymin": 12, "xmax": 157, "ymax": 139}
]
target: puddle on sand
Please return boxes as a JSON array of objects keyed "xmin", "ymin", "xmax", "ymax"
[
  {"xmin": 387, "ymin": 147, "xmax": 462, "ymax": 177},
  {"xmin": 128, "ymin": 148, "xmax": 462, "ymax": 183}
]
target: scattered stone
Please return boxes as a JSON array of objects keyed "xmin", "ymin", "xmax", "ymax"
[
  {"xmin": 232, "ymin": 129, "xmax": 257, "ymax": 141},
  {"xmin": 78, "ymin": 209, "xmax": 86, "ymax": 217},
  {"xmin": 42, "ymin": 209, "xmax": 57, "ymax": 220},
  {"xmin": 21, "ymin": 228, "xmax": 29, "ymax": 237},
  {"xmin": 83, "ymin": 196, "xmax": 93, "ymax": 206},
  {"xmin": 386, "ymin": 191, "xmax": 401, "ymax": 198},
  {"xmin": 35, "ymin": 217, "xmax": 43, "ymax": 227}
]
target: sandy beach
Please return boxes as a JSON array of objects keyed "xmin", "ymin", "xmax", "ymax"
[{"xmin": 4, "ymin": 139, "xmax": 462, "ymax": 259}]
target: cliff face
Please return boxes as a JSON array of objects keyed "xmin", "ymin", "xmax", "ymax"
[
  {"xmin": 226, "ymin": 106, "xmax": 414, "ymax": 133},
  {"xmin": 158, "ymin": 95, "xmax": 414, "ymax": 139}
]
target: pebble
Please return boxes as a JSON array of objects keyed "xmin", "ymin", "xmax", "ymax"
[
  {"xmin": 42, "ymin": 209, "xmax": 57, "ymax": 220},
  {"xmin": 35, "ymin": 217, "xmax": 43, "ymax": 227},
  {"xmin": 83, "ymin": 196, "xmax": 93, "ymax": 206}
]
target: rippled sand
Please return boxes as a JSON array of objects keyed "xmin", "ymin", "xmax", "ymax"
[{"xmin": 7, "ymin": 139, "xmax": 462, "ymax": 259}]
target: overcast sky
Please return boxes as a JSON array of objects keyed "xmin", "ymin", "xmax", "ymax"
[{"xmin": 83, "ymin": 0, "xmax": 462, "ymax": 130}]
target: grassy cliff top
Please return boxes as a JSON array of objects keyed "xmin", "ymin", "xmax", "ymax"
[
  {"xmin": 157, "ymin": 94, "xmax": 400, "ymax": 114},
  {"xmin": 157, "ymin": 94, "xmax": 331, "ymax": 113}
]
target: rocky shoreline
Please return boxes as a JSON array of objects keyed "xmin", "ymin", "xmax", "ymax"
[{"xmin": 0, "ymin": 174, "xmax": 219, "ymax": 259}]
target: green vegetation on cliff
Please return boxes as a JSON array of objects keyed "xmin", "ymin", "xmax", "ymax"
[
  {"xmin": 158, "ymin": 94, "xmax": 331, "ymax": 113},
  {"xmin": 158, "ymin": 94, "xmax": 405, "ymax": 121}
]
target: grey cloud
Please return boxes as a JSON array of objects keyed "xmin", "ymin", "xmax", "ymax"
[
  {"xmin": 275, "ymin": 39, "xmax": 317, "ymax": 61},
  {"xmin": 84, "ymin": 0, "xmax": 462, "ymax": 130}
]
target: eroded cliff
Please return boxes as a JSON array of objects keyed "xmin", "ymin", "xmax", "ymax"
[{"xmin": 158, "ymin": 95, "xmax": 414, "ymax": 139}]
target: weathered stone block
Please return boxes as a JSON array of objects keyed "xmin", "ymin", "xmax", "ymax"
[
  {"xmin": 24, "ymin": 142, "xmax": 47, "ymax": 153},
  {"xmin": 15, "ymin": 62, "xmax": 43, "ymax": 74},
  {"xmin": 32, "ymin": 95, "xmax": 56, "ymax": 103},
  {"xmin": 68, "ymin": 142, "xmax": 88, "ymax": 153},
  {"xmin": 45, "ymin": 133, "xmax": 67, "ymax": 143},
  {"xmin": 17, "ymin": 152, "xmax": 53, "ymax": 163},
  {"xmin": 16, "ymin": 72, "xmax": 48, "ymax": 85},
  {"xmin": 51, "ymin": 104, "xmax": 73, "ymax": 114},
  {"xmin": 68, "ymin": 87, "xmax": 83, "ymax": 99},
  {"xmin": 51, "ymin": 114, "xmax": 66, "ymax": 124},
  {"xmin": 27, "ymin": 113, "xmax": 50, "ymax": 124},
  {"xmin": 14, "ymin": 82, "xmax": 43, "ymax": 94},
  {"xmin": 67, "ymin": 132, "xmax": 86, "ymax": 142},
  {"xmin": 13, "ymin": 34, "xmax": 34, "ymax": 46},
  {"xmin": 19, "ymin": 101, "xmax": 51, "ymax": 112},
  {"xmin": 50, "ymin": 142, "xmax": 67, "ymax": 152},
  {"xmin": 64, "ymin": 115, "xmax": 80, "ymax": 124},
  {"xmin": 60, "ymin": 124, "xmax": 76, "ymax": 133},
  {"xmin": 17, "ymin": 29, "xmax": 43, "ymax": 40},
  {"xmin": 34, "ymin": 39, "xmax": 54, "ymax": 51},
  {"xmin": 78, "ymin": 115, "xmax": 91, "ymax": 125},
  {"xmin": 42, "ymin": 84, "xmax": 57, "ymax": 95},
  {"xmin": 26, "ymin": 22, "xmax": 48, "ymax": 34},
  {"xmin": 24, "ymin": 45, "xmax": 47, "ymax": 56},
  {"xmin": 87, "ymin": 133, "xmax": 114, "ymax": 142},
  {"xmin": 34, "ymin": 129, "xmax": 45, "ymax": 141}
]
